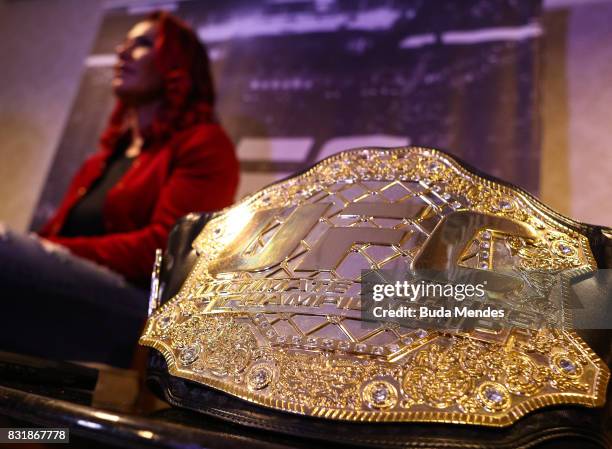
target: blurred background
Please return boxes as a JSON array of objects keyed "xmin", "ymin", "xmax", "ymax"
[{"xmin": 0, "ymin": 0, "xmax": 610, "ymax": 232}]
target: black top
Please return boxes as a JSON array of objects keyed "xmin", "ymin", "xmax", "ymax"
[{"xmin": 59, "ymin": 152, "xmax": 134, "ymax": 237}]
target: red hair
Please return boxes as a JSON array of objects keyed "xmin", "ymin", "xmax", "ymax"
[{"xmin": 100, "ymin": 11, "xmax": 216, "ymax": 151}]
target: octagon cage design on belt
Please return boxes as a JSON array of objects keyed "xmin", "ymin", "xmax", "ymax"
[{"xmin": 140, "ymin": 147, "xmax": 609, "ymax": 427}]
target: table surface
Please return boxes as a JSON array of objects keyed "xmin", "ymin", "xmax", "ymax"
[
  {"xmin": 0, "ymin": 356, "xmax": 319, "ymax": 449},
  {"xmin": 1, "ymin": 351, "xmax": 610, "ymax": 449}
]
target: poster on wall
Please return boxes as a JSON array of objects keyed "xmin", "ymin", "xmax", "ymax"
[{"xmin": 31, "ymin": 0, "xmax": 542, "ymax": 231}]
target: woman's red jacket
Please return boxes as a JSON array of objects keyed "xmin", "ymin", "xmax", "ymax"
[{"xmin": 38, "ymin": 123, "xmax": 239, "ymax": 285}]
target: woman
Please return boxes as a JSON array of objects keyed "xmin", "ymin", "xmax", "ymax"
[{"xmin": 0, "ymin": 12, "xmax": 239, "ymax": 366}]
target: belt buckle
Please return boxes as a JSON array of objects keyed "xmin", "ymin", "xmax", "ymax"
[{"xmin": 140, "ymin": 147, "xmax": 609, "ymax": 427}]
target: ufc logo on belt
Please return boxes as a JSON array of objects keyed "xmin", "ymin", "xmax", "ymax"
[{"xmin": 208, "ymin": 201, "xmax": 536, "ymax": 284}]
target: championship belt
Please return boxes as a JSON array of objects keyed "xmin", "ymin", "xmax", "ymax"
[{"xmin": 140, "ymin": 148, "xmax": 611, "ymax": 448}]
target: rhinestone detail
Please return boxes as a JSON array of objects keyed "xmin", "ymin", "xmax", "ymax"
[
  {"xmin": 247, "ymin": 365, "xmax": 273, "ymax": 390},
  {"xmin": 179, "ymin": 345, "xmax": 200, "ymax": 365},
  {"xmin": 363, "ymin": 381, "xmax": 398, "ymax": 409}
]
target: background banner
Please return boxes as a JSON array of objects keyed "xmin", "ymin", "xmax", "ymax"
[{"xmin": 31, "ymin": 0, "xmax": 542, "ymax": 231}]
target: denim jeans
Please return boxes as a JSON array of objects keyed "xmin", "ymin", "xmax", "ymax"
[{"xmin": 0, "ymin": 227, "xmax": 149, "ymax": 367}]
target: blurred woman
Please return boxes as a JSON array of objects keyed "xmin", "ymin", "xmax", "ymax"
[{"xmin": 0, "ymin": 11, "xmax": 238, "ymax": 366}]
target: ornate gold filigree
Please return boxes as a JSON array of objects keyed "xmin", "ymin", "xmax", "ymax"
[{"xmin": 140, "ymin": 147, "xmax": 609, "ymax": 427}]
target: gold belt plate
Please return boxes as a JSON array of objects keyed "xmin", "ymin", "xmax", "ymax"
[{"xmin": 140, "ymin": 147, "xmax": 609, "ymax": 427}]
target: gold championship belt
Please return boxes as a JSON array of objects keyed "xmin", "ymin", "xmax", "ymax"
[{"xmin": 140, "ymin": 148, "xmax": 610, "ymax": 437}]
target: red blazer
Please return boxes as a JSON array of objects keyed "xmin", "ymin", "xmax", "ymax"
[{"xmin": 38, "ymin": 123, "xmax": 239, "ymax": 285}]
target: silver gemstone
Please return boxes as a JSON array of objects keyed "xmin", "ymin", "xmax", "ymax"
[
  {"xmin": 498, "ymin": 200, "xmax": 513, "ymax": 210},
  {"xmin": 480, "ymin": 241, "xmax": 490, "ymax": 249},
  {"xmin": 484, "ymin": 387, "xmax": 503, "ymax": 403},
  {"xmin": 265, "ymin": 329, "xmax": 275, "ymax": 338},
  {"xmin": 321, "ymin": 338, "xmax": 334, "ymax": 348},
  {"xmin": 276, "ymin": 335, "xmax": 286, "ymax": 344},
  {"xmin": 372, "ymin": 385, "xmax": 389, "ymax": 404},
  {"xmin": 432, "ymin": 185, "xmax": 442, "ymax": 192},
  {"xmin": 451, "ymin": 201, "xmax": 462, "ymax": 209},
  {"xmin": 253, "ymin": 370, "xmax": 267, "ymax": 383},
  {"xmin": 442, "ymin": 192, "xmax": 452, "ymax": 200},
  {"xmin": 401, "ymin": 336, "xmax": 414, "ymax": 345},
  {"xmin": 559, "ymin": 358, "xmax": 576, "ymax": 374},
  {"xmin": 480, "ymin": 251, "xmax": 490, "ymax": 259},
  {"xmin": 158, "ymin": 315, "xmax": 172, "ymax": 329},
  {"xmin": 479, "ymin": 262, "xmax": 489, "ymax": 269},
  {"xmin": 338, "ymin": 341, "xmax": 351, "ymax": 350},
  {"xmin": 482, "ymin": 231, "xmax": 492, "ymax": 239},
  {"xmin": 558, "ymin": 243, "xmax": 573, "ymax": 255},
  {"xmin": 387, "ymin": 343, "xmax": 400, "ymax": 352},
  {"xmin": 415, "ymin": 329, "xmax": 427, "ymax": 338},
  {"xmin": 179, "ymin": 345, "xmax": 200, "ymax": 365},
  {"xmin": 372, "ymin": 346, "xmax": 384, "ymax": 355},
  {"xmin": 291, "ymin": 335, "xmax": 302, "ymax": 345},
  {"xmin": 249, "ymin": 368, "xmax": 270, "ymax": 389},
  {"xmin": 354, "ymin": 343, "xmax": 367, "ymax": 352}
]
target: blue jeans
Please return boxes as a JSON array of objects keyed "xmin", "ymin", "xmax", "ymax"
[{"xmin": 0, "ymin": 227, "xmax": 149, "ymax": 367}]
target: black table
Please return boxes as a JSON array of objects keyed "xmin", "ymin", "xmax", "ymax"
[{"xmin": 0, "ymin": 352, "xmax": 317, "ymax": 449}]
